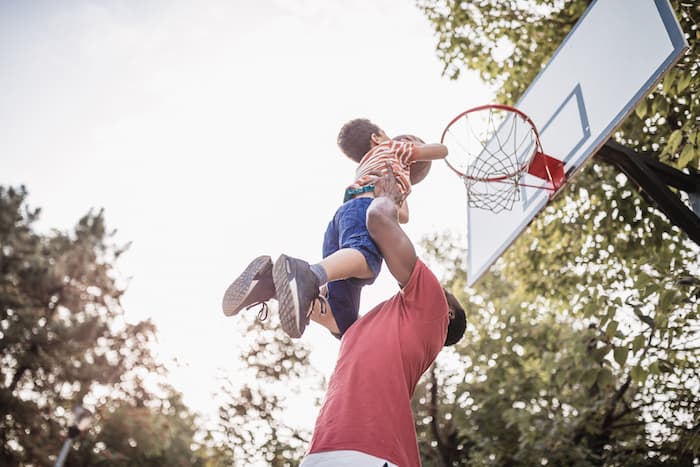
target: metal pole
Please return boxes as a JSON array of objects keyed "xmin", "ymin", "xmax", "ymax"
[{"xmin": 54, "ymin": 438, "xmax": 73, "ymax": 467}]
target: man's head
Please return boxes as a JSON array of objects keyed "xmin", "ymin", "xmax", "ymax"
[
  {"xmin": 444, "ymin": 290, "xmax": 466, "ymax": 347},
  {"xmin": 337, "ymin": 118, "xmax": 388, "ymax": 162}
]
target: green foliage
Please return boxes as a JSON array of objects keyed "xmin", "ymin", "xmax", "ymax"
[
  {"xmin": 213, "ymin": 319, "xmax": 325, "ymax": 466},
  {"xmin": 414, "ymin": 2, "xmax": 700, "ymax": 462},
  {"xmin": 73, "ymin": 387, "xmax": 209, "ymax": 466},
  {"xmin": 418, "ymin": 0, "xmax": 588, "ymax": 103},
  {"xmin": 0, "ymin": 186, "xmax": 218, "ymax": 466},
  {"xmin": 415, "ymin": 168, "xmax": 699, "ymax": 465}
]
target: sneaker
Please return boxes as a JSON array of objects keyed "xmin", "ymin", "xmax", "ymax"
[
  {"xmin": 273, "ymin": 254, "xmax": 320, "ymax": 338},
  {"xmin": 222, "ymin": 256, "xmax": 275, "ymax": 317}
]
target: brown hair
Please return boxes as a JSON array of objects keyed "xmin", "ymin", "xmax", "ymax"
[{"xmin": 337, "ymin": 118, "xmax": 383, "ymax": 163}]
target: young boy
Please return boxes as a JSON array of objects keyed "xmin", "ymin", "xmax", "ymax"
[{"xmin": 222, "ymin": 119, "xmax": 447, "ymax": 339}]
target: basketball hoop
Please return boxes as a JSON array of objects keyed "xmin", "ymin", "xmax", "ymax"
[{"xmin": 441, "ymin": 104, "xmax": 566, "ymax": 212}]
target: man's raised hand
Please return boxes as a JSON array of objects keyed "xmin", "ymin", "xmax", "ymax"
[{"xmin": 373, "ymin": 162, "xmax": 406, "ymax": 207}]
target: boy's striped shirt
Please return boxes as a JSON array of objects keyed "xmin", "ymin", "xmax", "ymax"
[{"xmin": 347, "ymin": 140, "xmax": 415, "ymax": 199}]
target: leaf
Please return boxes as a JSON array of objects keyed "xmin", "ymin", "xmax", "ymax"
[
  {"xmin": 632, "ymin": 334, "xmax": 646, "ymax": 353},
  {"xmin": 630, "ymin": 365, "xmax": 647, "ymax": 384},
  {"xmin": 582, "ymin": 301, "xmax": 597, "ymax": 318},
  {"xmin": 555, "ymin": 370, "xmax": 567, "ymax": 387},
  {"xmin": 597, "ymin": 368, "xmax": 613, "ymax": 388},
  {"xmin": 613, "ymin": 346, "xmax": 629, "ymax": 367},
  {"xmin": 605, "ymin": 320, "xmax": 618, "ymax": 340},
  {"xmin": 662, "ymin": 71, "xmax": 675, "ymax": 94},
  {"xmin": 635, "ymin": 99, "xmax": 647, "ymax": 119},
  {"xmin": 677, "ymin": 72, "xmax": 692, "ymax": 93},
  {"xmin": 659, "ymin": 289, "xmax": 676, "ymax": 311},
  {"xmin": 665, "ymin": 130, "xmax": 683, "ymax": 155},
  {"xmin": 648, "ymin": 361, "xmax": 660, "ymax": 375},
  {"xmin": 677, "ymin": 144, "xmax": 695, "ymax": 169},
  {"xmin": 582, "ymin": 368, "xmax": 598, "ymax": 387}
]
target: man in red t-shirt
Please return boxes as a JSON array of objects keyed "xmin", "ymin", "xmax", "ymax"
[{"xmin": 301, "ymin": 168, "xmax": 467, "ymax": 467}]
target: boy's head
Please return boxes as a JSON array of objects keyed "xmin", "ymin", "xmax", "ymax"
[
  {"xmin": 337, "ymin": 118, "xmax": 389, "ymax": 162},
  {"xmin": 443, "ymin": 289, "xmax": 467, "ymax": 347}
]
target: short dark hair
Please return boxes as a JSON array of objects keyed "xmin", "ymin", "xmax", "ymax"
[
  {"xmin": 337, "ymin": 118, "xmax": 383, "ymax": 162},
  {"xmin": 444, "ymin": 290, "xmax": 467, "ymax": 347}
]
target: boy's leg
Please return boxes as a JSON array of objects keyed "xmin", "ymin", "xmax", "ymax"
[
  {"xmin": 275, "ymin": 198, "xmax": 381, "ymax": 339},
  {"xmin": 273, "ymin": 249, "xmax": 372, "ymax": 338},
  {"xmin": 273, "ymin": 255, "xmax": 321, "ymax": 338},
  {"xmin": 318, "ymin": 197, "xmax": 381, "ymax": 284},
  {"xmin": 318, "ymin": 248, "xmax": 374, "ymax": 282}
]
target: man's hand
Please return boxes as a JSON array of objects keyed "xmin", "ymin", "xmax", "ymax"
[
  {"xmin": 373, "ymin": 163, "xmax": 406, "ymax": 207},
  {"xmin": 366, "ymin": 162, "xmax": 417, "ymax": 287},
  {"xmin": 394, "ymin": 134, "xmax": 433, "ymax": 185}
]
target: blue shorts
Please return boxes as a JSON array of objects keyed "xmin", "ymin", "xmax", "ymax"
[{"xmin": 322, "ymin": 197, "xmax": 383, "ymax": 336}]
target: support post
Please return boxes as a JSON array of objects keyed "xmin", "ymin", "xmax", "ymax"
[{"xmin": 597, "ymin": 140, "xmax": 700, "ymax": 246}]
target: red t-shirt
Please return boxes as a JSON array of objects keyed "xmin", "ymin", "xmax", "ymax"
[{"xmin": 306, "ymin": 259, "xmax": 448, "ymax": 467}]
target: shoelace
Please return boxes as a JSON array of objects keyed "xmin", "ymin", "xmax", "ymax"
[
  {"xmin": 307, "ymin": 293, "xmax": 330, "ymax": 320},
  {"xmin": 246, "ymin": 301, "xmax": 270, "ymax": 321}
]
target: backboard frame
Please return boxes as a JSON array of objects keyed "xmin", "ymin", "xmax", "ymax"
[{"xmin": 464, "ymin": 0, "xmax": 689, "ymax": 286}]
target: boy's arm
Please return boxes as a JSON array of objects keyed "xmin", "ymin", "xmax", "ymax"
[
  {"xmin": 412, "ymin": 143, "xmax": 448, "ymax": 162},
  {"xmin": 394, "ymin": 134, "xmax": 446, "ymax": 164}
]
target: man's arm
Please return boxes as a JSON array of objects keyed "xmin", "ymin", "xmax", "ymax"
[
  {"xmin": 398, "ymin": 199, "xmax": 409, "ymax": 224},
  {"xmin": 395, "ymin": 134, "xmax": 446, "ymax": 164},
  {"xmin": 366, "ymin": 168, "xmax": 417, "ymax": 287}
]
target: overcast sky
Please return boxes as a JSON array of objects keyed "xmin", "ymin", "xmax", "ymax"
[{"xmin": 1, "ymin": 0, "xmax": 492, "ymax": 431}]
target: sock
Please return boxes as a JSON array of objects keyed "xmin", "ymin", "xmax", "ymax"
[{"xmin": 310, "ymin": 263, "xmax": 328, "ymax": 286}]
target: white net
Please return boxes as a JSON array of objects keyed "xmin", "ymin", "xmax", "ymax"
[
  {"xmin": 463, "ymin": 175, "xmax": 520, "ymax": 213},
  {"xmin": 443, "ymin": 106, "xmax": 538, "ymax": 212}
]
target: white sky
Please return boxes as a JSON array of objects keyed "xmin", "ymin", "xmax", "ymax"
[{"xmin": 1, "ymin": 0, "xmax": 491, "ymax": 433}]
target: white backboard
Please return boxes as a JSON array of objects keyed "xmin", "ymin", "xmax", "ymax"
[{"xmin": 465, "ymin": 0, "xmax": 688, "ymax": 286}]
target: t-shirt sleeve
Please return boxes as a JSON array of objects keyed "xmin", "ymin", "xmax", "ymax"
[
  {"xmin": 400, "ymin": 259, "xmax": 448, "ymax": 321},
  {"xmin": 392, "ymin": 141, "xmax": 415, "ymax": 166}
]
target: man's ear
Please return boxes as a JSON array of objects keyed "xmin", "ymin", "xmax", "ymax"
[{"xmin": 370, "ymin": 132, "xmax": 383, "ymax": 146}]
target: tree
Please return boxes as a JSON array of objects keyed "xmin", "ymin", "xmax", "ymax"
[
  {"xmin": 73, "ymin": 385, "xmax": 213, "ymax": 467},
  {"xmin": 415, "ymin": 204, "xmax": 698, "ymax": 465},
  {"xmin": 411, "ymin": 2, "xmax": 700, "ymax": 465},
  {"xmin": 0, "ymin": 186, "xmax": 217, "ymax": 466},
  {"xmin": 213, "ymin": 318, "xmax": 325, "ymax": 466}
]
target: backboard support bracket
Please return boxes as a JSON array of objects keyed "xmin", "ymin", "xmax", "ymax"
[{"xmin": 597, "ymin": 140, "xmax": 700, "ymax": 246}]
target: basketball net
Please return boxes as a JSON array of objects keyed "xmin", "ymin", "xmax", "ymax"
[{"xmin": 442, "ymin": 105, "xmax": 566, "ymax": 213}]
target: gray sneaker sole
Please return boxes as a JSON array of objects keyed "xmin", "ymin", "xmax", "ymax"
[
  {"xmin": 273, "ymin": 254, "xmax": 303, "ymax": 338},
  {"xmin": 222, "ymin": 255, "xmax": 273, "ymax": 316}
]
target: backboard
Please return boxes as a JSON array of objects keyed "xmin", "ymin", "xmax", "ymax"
[{"xmin": 463, "ymin": 0, "xmax": 688, "ymax": 286}]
